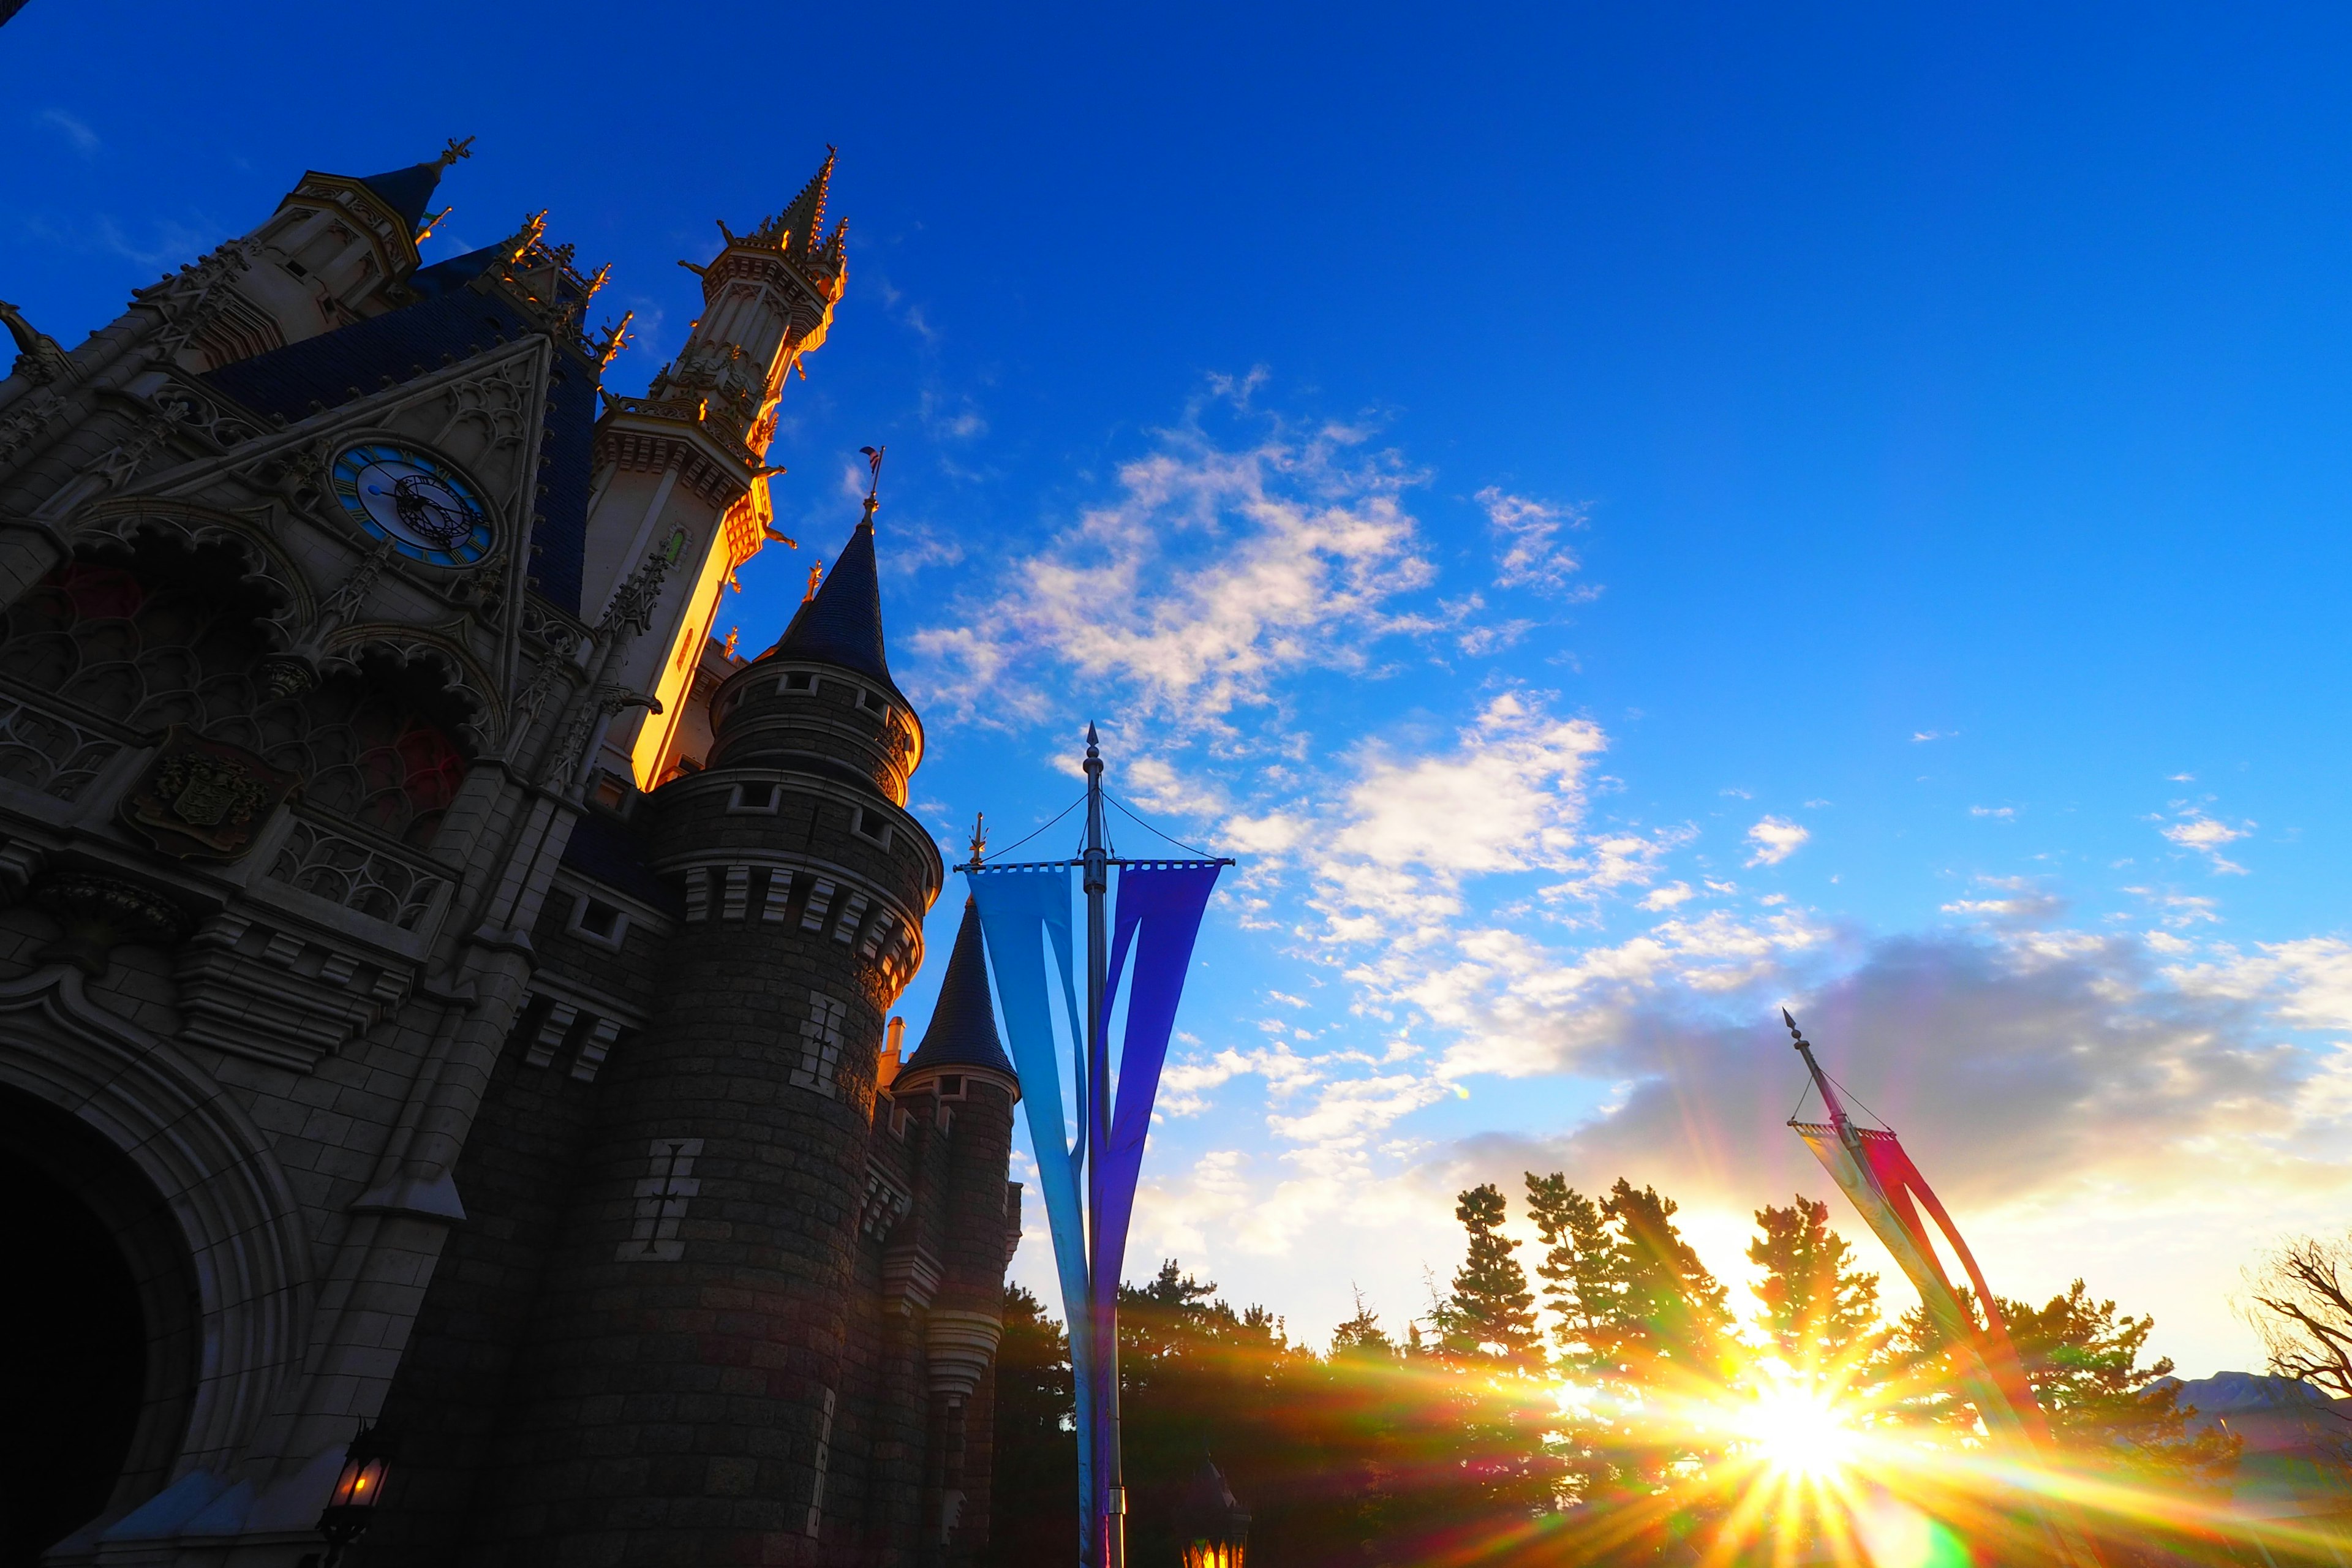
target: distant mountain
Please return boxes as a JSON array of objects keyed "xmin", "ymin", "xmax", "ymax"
[{"xmin": 2158, "ymin": 1371, "xmax": 2352, "ymax": 1522}]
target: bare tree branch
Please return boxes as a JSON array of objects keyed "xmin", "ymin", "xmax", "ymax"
[{"xmin": 2242, "ymin": 1235, "xmax": 2352, "ymax": 1400}]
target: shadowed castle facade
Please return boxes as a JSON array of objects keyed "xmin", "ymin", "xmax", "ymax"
[{"xmin": 0, "ymin": 143, "xmax": 1022, "ymax": 1567}]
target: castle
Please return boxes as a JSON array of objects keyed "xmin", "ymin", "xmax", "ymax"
[{"xmin": 0, "ymin": 143, "xmax": 1023, "ymax": 1566}]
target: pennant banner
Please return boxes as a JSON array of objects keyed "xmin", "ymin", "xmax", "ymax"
[
  {"xmin": 1794, "ymin": 1123, "xmax": 2047, "ymax": 1444},
  {"xmin": 1090, "ymin": 861, "xmax": 1225, "ymax": 1302},
  {"xmin": 967, "ymin": 863, "xmax": 1094, "ymax": 1541},
  {"xmin": 971, "ymin": 855, "xmax": 1226, "ymax": 1566}
]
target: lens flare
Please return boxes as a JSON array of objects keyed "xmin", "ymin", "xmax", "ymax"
[{"xmin": 1740, "ymin": 1375, "xmax": 1857, "ymax": 1479}]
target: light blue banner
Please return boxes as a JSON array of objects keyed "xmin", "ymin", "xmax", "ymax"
[{"xmin": 967, "ymin": 864, "xmax": 1093, "ymax": 1552}]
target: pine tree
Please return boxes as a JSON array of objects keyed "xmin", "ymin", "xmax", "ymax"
[
  {"xmin": 1876, "ymin": 1279, "xmax": 2237, "ymax": 1485},
  {"xmin": 1428, "ymin": 1184, "xmax": 1561, "ymax": 1524},
  {"xmin": 978, "ymin": 1284, "xmax": 1076, "ymax": 1567},
  {"xmin": 2003, "ymin": 1280, "xmax": 2237, "ymax": 1485},
  {"xmin": 1525, "ymin": 1172, "xmax": 1621, "ymax": 1373},
  {"xmin": 1602, "ymin": 1179, "xmax": 1735, "ymax": 1381},
  {"xmin": 1438, "ymin": 1183, "xmax": 1544, "ymax": 1373},
  {"xmin": 1746, "ymin": 1194, "xmax": 1883, "ymax": 1373}
]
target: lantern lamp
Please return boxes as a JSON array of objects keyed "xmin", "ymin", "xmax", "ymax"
[
  {"xmin": 314, "ymin": 1421, "xmax": 396, "ymax": 1566},
  {"xmin": 1173, "ymin": 1453, "xmax": 1250, "ymax": 1568}
]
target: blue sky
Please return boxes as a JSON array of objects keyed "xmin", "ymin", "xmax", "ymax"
[{"xmin": 10, "ymin": 2, "xmax": 2352, "ymax": 1376}]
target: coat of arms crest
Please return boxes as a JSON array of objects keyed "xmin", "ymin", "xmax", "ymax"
[{"xmin": 120, "ymin": 726, "xmax": 301, "ymax": 861}]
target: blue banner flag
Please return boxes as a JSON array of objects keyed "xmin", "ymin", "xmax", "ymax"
[
  {"xmin": 1090, "ymin": 861, "xmax": 1225, "ymax": 1307},
  {"xmin": 966, "ymin": 863, "xmax": 1094, "ymax": 1540}
]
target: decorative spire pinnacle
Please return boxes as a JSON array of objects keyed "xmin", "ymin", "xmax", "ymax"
[
  {"xmin": 804, "ymin": 561, "xmax": 822, "ymax": 602},
  {"xmin": 967, "ymin": 812, "xmax": 987, "ymax": 870},
  {"xmin": 502, "ymin": 211, "xmax": 549, "ymax": 263},
  {"xmin": 591, "ymin": 310, "xmax": 635, "ymax": 368},
  {"xmin": 752, "ymin": 146, "xmax": 837, "ymax": 255},
  {"xmin": 434, "ymin": 135, "xmax": 477, "ymax": 172}
]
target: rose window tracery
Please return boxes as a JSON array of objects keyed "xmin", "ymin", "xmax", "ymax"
[{"xmin": 0, "ymin": 547, "xmax": 469, "ymax": 846}]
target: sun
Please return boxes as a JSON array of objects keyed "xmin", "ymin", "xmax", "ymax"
[{"xmin": 1740, "ymin": 1376, "xmax": 1858, "ymax": 1480}]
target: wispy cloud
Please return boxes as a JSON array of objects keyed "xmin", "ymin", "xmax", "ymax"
[
  {"xmin": 37, "ymin": 109, "xmax": 99, "ymax": 156},
  {"xmin": 1912, "ymin": 729, "xmax": 1955, "ymax": 743},
  {"xmin": 2160, "ymin": 809, "xmax": 2253, "ymax": 874},
  {"xmin": 1476, "ymin": 486, "xmax": 1592, "ymax": 597},
  {"xmin": 910, "ymin": 382, "xmax": 1449, "ymax": 728},
  {"xmin": 1744, "ymin": 815, "xmax": 1809, "ymax": 867}
]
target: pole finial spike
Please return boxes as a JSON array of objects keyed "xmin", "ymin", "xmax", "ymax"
[
  {"xmin": 966, "ymin": 811, "xmax": 987, "ymax": 870},
  {"xmin": 1086, "ymin": 720, "xmax": 1099, "ymax": 748}
]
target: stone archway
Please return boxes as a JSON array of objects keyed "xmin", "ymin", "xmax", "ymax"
[
  {"xmin": 0, "ymin": 1085, "xmax": 197, "ymax": 1566},
  {"xmin": 0, "ymin": 966, "xmax": 314, "ymax": 1546}
]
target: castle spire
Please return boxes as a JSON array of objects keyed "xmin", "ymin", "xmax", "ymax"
[
  {"xmin": 353, "ymin": 136, "xmax": 476, "ymax": 236},
  {"xmin": 760, "ymin": 499, "xmax": 894, "ymax": 692},
  {"xmin": 901, "ymin": 897, "xmax": 1016, "ymax": 1085},
  {"xmin": 756, "ymin": 146, "xmax": 837, "ymax": 255}
]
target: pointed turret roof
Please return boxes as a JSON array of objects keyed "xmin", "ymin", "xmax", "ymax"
[
  {"xmin": 358, "ymin": 164, "xmax": 445, "ymax": 233},
  {"xmin": 353, "ymin": 137, "xmax": 473, "ymax": 236},
  {"xmin": 756, "ymin": 147, "xmax": 836, "ymax": 255},
  {"xmin": 902, "ymin": 897, "xmax": 1015, "ymax": 1084},
  {"xmin": 760, "ymin": 503, "xmax": 898, "ymax": 693}
]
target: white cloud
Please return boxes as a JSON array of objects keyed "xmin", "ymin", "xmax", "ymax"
[
  {"xmin": 1940, "ymin": 876, "xmax": 2065, "ymax": 927},
  {"xmin": 1744, "ymin": 816, "xmax": 1809, "ymax": 867},
  {"xmin": 910, "ymin": 390, "xmax": 1446, "ymax": 727},
  {"xmin": 1299, "ymin": 691, "xmax": 1614, "ymax": 944},
  {"xmin": 1970, "ymin": 805, "xmax": 2016, "ymax": 820},
  {"xmin": 1476, "ymin": 486, "xmax": 1591, "ymax": 597},
  {"xmin": 2161, "ymin": 810, "xmax": 2253, "ymax": 875},
  {"xmin": 1912, "ymin": 729, "xmax": 1955, "ymax": 742}
]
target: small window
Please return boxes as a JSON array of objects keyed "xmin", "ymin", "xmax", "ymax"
[
  {"xmin": 728, "ymin": 782, "xmax": 782, "ymax": 814},
  {"xmin": 850, "ymin": 806, "xmax": 892, "ymax": 850},
  {"xmin": 856, "ymin": 687, "xmax": 889, "ymax": 717},
  {"xmin": 782, "ymin": 671, "xmax": 815, "ymax": 693},
  {"xmin": 940, "ymin": 1075, "xmax": 965, "ymax": 1099},
  {"xmin": 567, "ymin": 894, "xmax": 631, "ymax": 951}
]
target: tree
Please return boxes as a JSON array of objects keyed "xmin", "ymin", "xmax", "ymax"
[
  {"xmin": 1746, "ymin": 1194, "xmax": 1883, "ymax": 1373},
  {"xmin": 1878, "ymin": 1279, "xmax": 2236, "ymax": 1485},
  {"xmin": 1437, "ymin": 1183, "xmax": 1544, "ymax": 1372},
  {"xmin": 1525, "ymin": 1172, "xmax": 1621, "ymax": 1374},
  {"xmin": 1602, "ymin": 1179, "xmax": 1735, "ymax": 1382},
  {"xmin": 1423, "ymin": 1185, "xmax": 1561, "ymax": 1528},
  {"xmin": 2005, "ymin": 1280, "xmax": 2236, "ymax": 1483},
  {"xmin": 978, "ymin": 1284, "xmax": 1076, "ymax": 1568},
  {"xmin": 2243, "ymin": 1232, "xmax": 2352, "ymax": 1398}
]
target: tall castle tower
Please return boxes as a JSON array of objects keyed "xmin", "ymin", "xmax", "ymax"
[
  {"xmin": 453, "ymin": 502, "xmax": 1018, "ymax": 1566},
  {"xmin": 0, "ymin": 141, "xmax": 1020, "ymax": 1568}
]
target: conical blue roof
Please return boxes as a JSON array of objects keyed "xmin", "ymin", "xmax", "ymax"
[
  {"xmin": 356, "ymin": 160, "xmax": 449, "ymax": 235},
  {"xmin": 761, "ymin": 510, "xmax": 898, "ymax": 693},
  {"xmin": 902, "ymin": 898, "xmax": 1014, "ymax": 1083}
]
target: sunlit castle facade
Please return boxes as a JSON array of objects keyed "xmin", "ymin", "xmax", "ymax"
[{"xmin": 0, "ymin": 143, "xmax": 1022, "ymax": 1567}]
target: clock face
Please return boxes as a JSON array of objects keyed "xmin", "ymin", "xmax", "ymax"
[{"xmin": 330, "ymin": 443, "xmax": 496, "ymax": 566}]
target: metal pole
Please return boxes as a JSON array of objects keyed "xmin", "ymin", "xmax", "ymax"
[{"xmin": 1081, "ymin": 723, "xmax": 1121, "ymax": 1568}]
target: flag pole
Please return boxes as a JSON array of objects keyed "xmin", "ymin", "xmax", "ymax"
[{"xmin": 1082, "ymin": 722, "xmax": 1123, "ymax": 1568}]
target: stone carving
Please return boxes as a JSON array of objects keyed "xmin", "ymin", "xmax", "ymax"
[
  {"xmin": 134, "ymin": 239, "xmax": 258, "ymax": 363},
  {"xmin": 0, "ymin": 694, "xmax": 125, "ymax": 801},
  {"xmin": 266, "ymin": 817, "xmax": 452, "ymax": 930},
  {"xmin": 32, "ymin": 870, "xmax": 190, "ymax": 973},
  {"xmin": 118, "ymin": 725, "xmax": 300, "ymax": 861}
]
